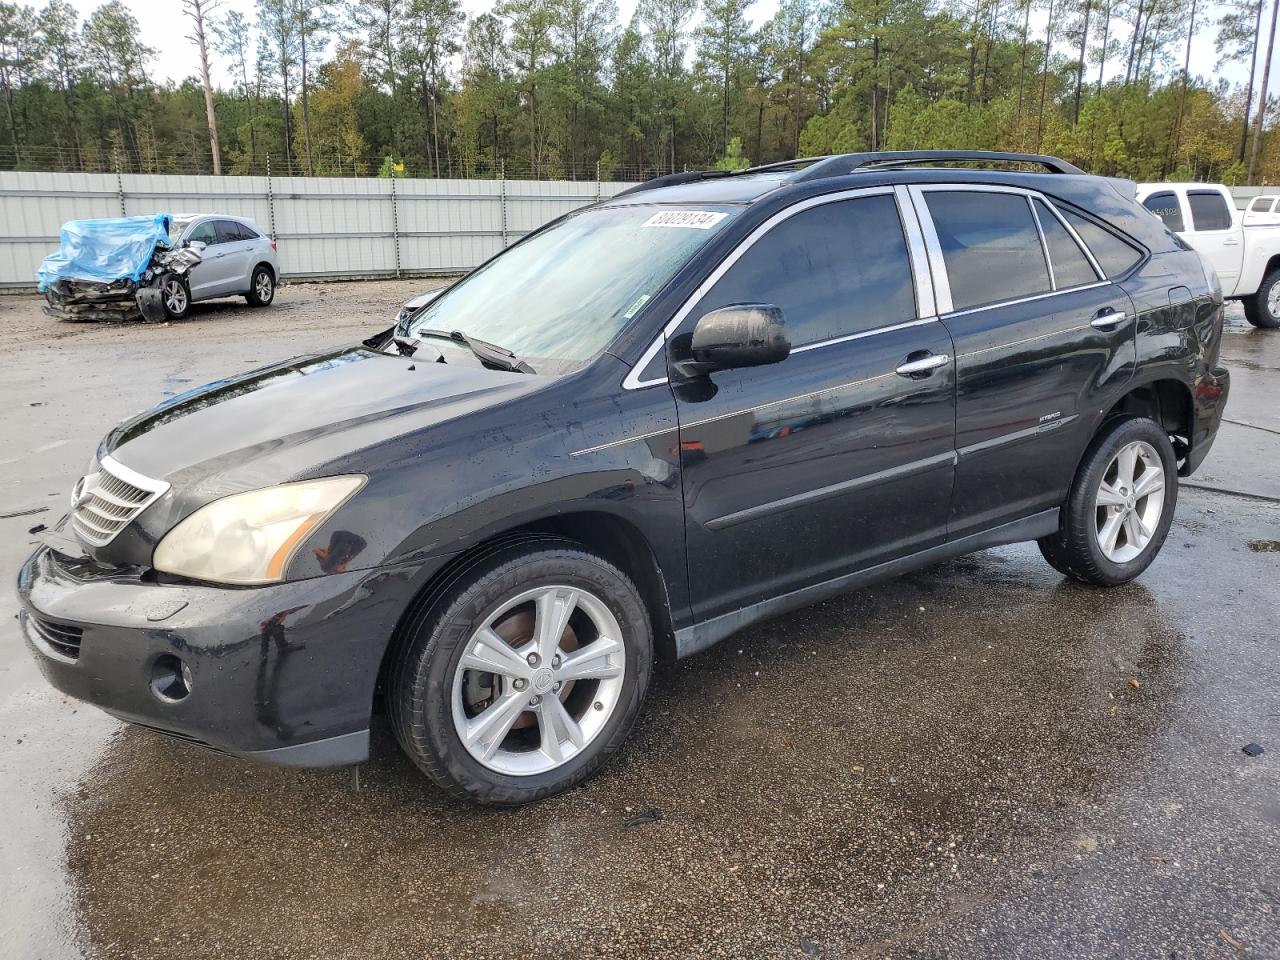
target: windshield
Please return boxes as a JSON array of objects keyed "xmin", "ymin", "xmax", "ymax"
[
  {"xmin": 406, "ymin": 203, "xmax": 740, "ymax": 375},
  {"xmin": 168, "ymin": 218, "xmax": 192, "ymax": 245}
]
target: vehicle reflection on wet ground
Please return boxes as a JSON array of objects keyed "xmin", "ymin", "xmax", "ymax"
[{"xmin": 1, "ymin": 286, "xmax": 1277, "ymax": 959}]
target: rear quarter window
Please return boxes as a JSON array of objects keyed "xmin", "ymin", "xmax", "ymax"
[{"xmin": 1059, "ymin": 208, "xmax": 1145, "ymax": 279}]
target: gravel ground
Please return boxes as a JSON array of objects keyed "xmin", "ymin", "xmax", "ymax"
[{"xmin": 0, "ymin": 282, "xmax": 1277, "ymax": 960}]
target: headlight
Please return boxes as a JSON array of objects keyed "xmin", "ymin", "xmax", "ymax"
[{"xmin": 153, "ymin": 476, "xmax": 365, "ymax": 585}]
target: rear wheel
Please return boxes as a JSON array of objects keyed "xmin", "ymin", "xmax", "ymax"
[
  {"xmin": 246, "ymin": 265, "xmax": 275, "ymax": 307},
  {"xmin": 1038, "ymin": 416, "xmax": 1178, "ymax": 586},
  {"xmin": 388, "ymin": 539, "xmax": 652, "ymax": 805},
  {"xmin": 1244, "ymin": 270, "xmax": 1280, "ymax": 328}
]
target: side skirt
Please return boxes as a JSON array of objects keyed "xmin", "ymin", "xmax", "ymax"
[{"xmin": 673, "ymin": 508, "xmax": 1060, "ymax": 659}]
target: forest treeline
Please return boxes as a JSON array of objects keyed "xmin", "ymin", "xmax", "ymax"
[{"xmin": 1, "ymin": 0, "xmax": 1278, "ymax": 183}]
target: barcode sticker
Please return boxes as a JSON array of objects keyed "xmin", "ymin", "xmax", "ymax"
[{"xmin": 643, "ymin": 210, "xmax": 728, "ymax": 230}]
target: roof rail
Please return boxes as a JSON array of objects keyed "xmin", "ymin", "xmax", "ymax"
[
  {"xmin": 610, "ymin": 150, "xmax": 1083, "ymax": 199},
  {"xmin": 792, "ymin": 150, "xmax": 1085, "ymax": 180}
]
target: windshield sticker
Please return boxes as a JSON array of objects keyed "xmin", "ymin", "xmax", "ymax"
[
  {"xmin": 623, "ymin": 294, "xmax": 652, "ymax": 319},
  {"xmin": 643, "ymin": 210, "xmax": 728, "ymax": 230}
]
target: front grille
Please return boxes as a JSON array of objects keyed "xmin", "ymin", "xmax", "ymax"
[
  {"xmin": 26, "ymin": 613, "xmax": 84, "ymax": 660},
  {"xmin": 70, "ymin": 456, "xmax": 168, "ymax": 547}
]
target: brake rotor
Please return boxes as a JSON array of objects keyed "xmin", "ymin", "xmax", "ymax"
[{"xmin": 462, "ymin": 605, "xmax": 580, "ymax": 730}]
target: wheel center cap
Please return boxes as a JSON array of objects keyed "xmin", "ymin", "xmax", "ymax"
[
  {"xmin": 531, "ymin": 667, "xmax": 555, "ymax": 693},
  {"xmin": 1126, "ymin": 495, "xmax": 1136, "ymax": 510}
]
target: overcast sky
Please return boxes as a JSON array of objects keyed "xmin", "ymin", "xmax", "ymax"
[{"xmin": 59, "ymin": 0, "xmax": 1259, "ymax": 92}]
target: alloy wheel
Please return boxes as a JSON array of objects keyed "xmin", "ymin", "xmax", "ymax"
[
  {"xmin": 163, "ymin": 280, "xmax": 187, "ymax": 314},
  {"xmin": 1267, "ymin": 281, "xmax": 1280, "ymax": 319},
  {"xmin": 451, "ymin": 585, "xmax": 626, "ymax": 776},
  {"xmin": 1093, "ymin": 439, "xmax": 1165, "ymax": 563},
  {"xmin": 255, "ymin": 271, "xmax": 273, "ymax": 301}
]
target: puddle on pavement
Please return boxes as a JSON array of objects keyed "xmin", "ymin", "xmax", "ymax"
[{"xmin": 58, "ymin": 544, "xmax": 1192, "ymax": 960}]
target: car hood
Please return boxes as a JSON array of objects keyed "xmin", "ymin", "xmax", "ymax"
[{"xmin": 103, "ymin": 346, "xmax": 543, "ymax": 490}]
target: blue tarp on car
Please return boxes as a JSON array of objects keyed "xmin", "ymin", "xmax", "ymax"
[{"xmin": 36, "ymin": 213, "xmax": 173, "ymax": 292}]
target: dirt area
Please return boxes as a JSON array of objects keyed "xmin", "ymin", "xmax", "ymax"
[{"xmin": 0, "ymin": 277, "xmax": 451, "ymax": 354}]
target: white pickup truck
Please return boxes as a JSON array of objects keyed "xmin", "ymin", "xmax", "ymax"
[{"xmin": 1136, "ymin": 182, "xmax": 1280, "ymax": 328}]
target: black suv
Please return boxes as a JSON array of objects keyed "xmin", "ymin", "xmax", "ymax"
[{"xmin": 18, "ymin": 151, "xmax": 1229, "ymax": 805}]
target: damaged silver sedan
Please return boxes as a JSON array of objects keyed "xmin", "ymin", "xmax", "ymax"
[{"xmin": 37, "ymin": 213, "xmax": 280, "ymax": 322}]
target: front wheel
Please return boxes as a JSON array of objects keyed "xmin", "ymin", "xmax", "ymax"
[
  {"xmin": 1244, "ymin": 270, "xmax": 1280, "ymax": 328},
  {"xmin": 1038, "ymin": 416, "xmax": 1178, "ymax": 586},
  {"xmin": 160, "ymin": 276, "xmax": 190, "ymax": 320},
  {"xmin": 388, "ymin": 539, "xmax": 653, "ymax": 805}
]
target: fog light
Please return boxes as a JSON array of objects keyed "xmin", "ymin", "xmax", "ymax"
[{"xmin": 150, "ymin": 654, "xmax": 192, "ymax": 702}]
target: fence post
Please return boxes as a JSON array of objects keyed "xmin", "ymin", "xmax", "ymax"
[
  {"xmin": 266, "ymin": 153, "xmax": 277, "ymax": 242},
  {"xmin": 113, "ymin": 147, "xmax": 125, "ymax": 215},
  {"xmin": 390, "ymin": 174, "xmax": 402, "ymax": 279},
  {"xmin": 596, "ymin": 160, "xmax": 601, "ymax": 202},
  {"xmin": 500, "ymin": 159, "xmax": 508, "ymax": 248}
]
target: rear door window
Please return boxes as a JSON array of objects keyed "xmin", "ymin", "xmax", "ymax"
[
  {"xmin": 216, "ymin": 219, "xmax": 248, "ymax": 243},
  {"xmin": 1059, "ymin": 209, "xmax": 1144, "ymax": 278},
  {"xmin": 1187, "ymin": 191, "xmax": 1233, "ymax": 231},
  {"xmin": 695, "ymin": 194, "xmax": 917, "ymax": 347},
  {"xmin": 1142, "ymin": 191, "xmax": 1186, "ymax": 232},
  {"xmin": 924, "ymin": 191, "xmax": 1051, "ymax": 311},
  {"xmin": 1033, "ymin": 199, "xmax": 1099, "ymax": 288}
]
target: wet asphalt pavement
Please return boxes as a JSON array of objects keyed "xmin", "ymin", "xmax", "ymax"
[{"xmin": 0, "ymin": 286, "xmax": 1277, "ymax": 959}]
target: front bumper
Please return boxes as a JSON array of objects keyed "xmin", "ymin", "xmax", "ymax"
[
  {"xmin": 17, "ymin": 545, "xmax": 429, "ymax": 767},
  {"xmin": 1185, "ymin": 364, "xmax": 1231, "ymax": 475}
]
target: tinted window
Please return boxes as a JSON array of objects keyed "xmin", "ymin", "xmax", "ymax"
[
  {"xmin": 186, "ymin": 220, "xmax": 217, "ymax": 245},
  {"xmin": 216, "ymin": 219, "xmax": 250, "ymax": 243},
  {"xmin": 1034, "ymin": 199, "xmax": 1099, "ymax": 288},
  {"xmin": 1187, "ymin": 190, "xmax": 1233, "ymax": 231},
  {"xmin": 924, "ymin": 191, "xmax": 1050, "ymax": 311},
  {"xmin": 1143, "ymin": 191, "xmax": 1185, "ymax": 232},
  {"xmin": 1060, "ymin": 209, "xmax": 1144, "ymax": 278},
  {"xmin": 1249, "ymin": 197, "xmax": 1272, "ymax": 212},
  {"xmin": 694, "ymin": 195, "xmax": 916, "ymax": 347}
]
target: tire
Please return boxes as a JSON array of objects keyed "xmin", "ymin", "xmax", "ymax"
[
  {"xmin": 1244, "ymin": 270, "xmax": 1280, "ymax": 328},
  {"xmin": 1038, "ymin": 416, "xmax": 1179, "ymax": 586},
  {"xmin": 388, "ymin": 538, "xmax": 653, "ymax": 805},
  {"xmin": 159, "ymin": 275, "xmax": 190, "ymax": 320},
  {"xmin": 246, "ymin": 265, "xmax": 275, "ymax": 307}
]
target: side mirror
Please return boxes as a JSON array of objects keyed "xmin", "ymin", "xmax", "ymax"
[
  {"xmin": 186, "ymin": 240, "xmax": 207, "ymax": 253},
  {"xmin": 676, "ymin": 303, "xmax": 790, "ymax": 378}
]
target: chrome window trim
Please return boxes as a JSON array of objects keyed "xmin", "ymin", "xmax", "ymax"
[
  {"xmin": 894, "ymin": 184, "xmax": 938, "ymax": 318},
  {"xmin": 1037, "ymin": 197, "xmax": 1106, "ymax": 278},
  {"xmin": 621, "ymin": 185, "xmax": 934, "ymax": 390},
  {"xmin": 943, "ymin": 280, "xmax": 1111, "ymax": 320},
  {"xmin": 790, "ymin": 316, "xmax": 939, "ymax": 354},
  {"xmin": 1027, "ymin": 195, "xmax": 1056, "ymax": 289}
]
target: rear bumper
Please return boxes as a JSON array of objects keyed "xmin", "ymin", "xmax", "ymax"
[
  {"xmin": 17, "ymin": 545, "xmax": 430, "ymax": 766},
  {"xmin": 1185, "ymin": 364, "xmax": 1230, "ymax": 475}
]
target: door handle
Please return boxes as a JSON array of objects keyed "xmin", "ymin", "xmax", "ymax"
[
  {"xmin": 1223, "ymin": 238, "xmax": 1241, "ymax": 246},
  {"xmin": 1090, "ymin": 310, "xmax": 1129, "ymax": 330},
  {"xmin": 895, "ymin": 353, "xmax": 951, "ymax": 377}
]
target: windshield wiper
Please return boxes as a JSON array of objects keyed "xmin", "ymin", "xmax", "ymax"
[{"xmin": 416, "ymin": 328, "xmax": 536, "ymax": 374}]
